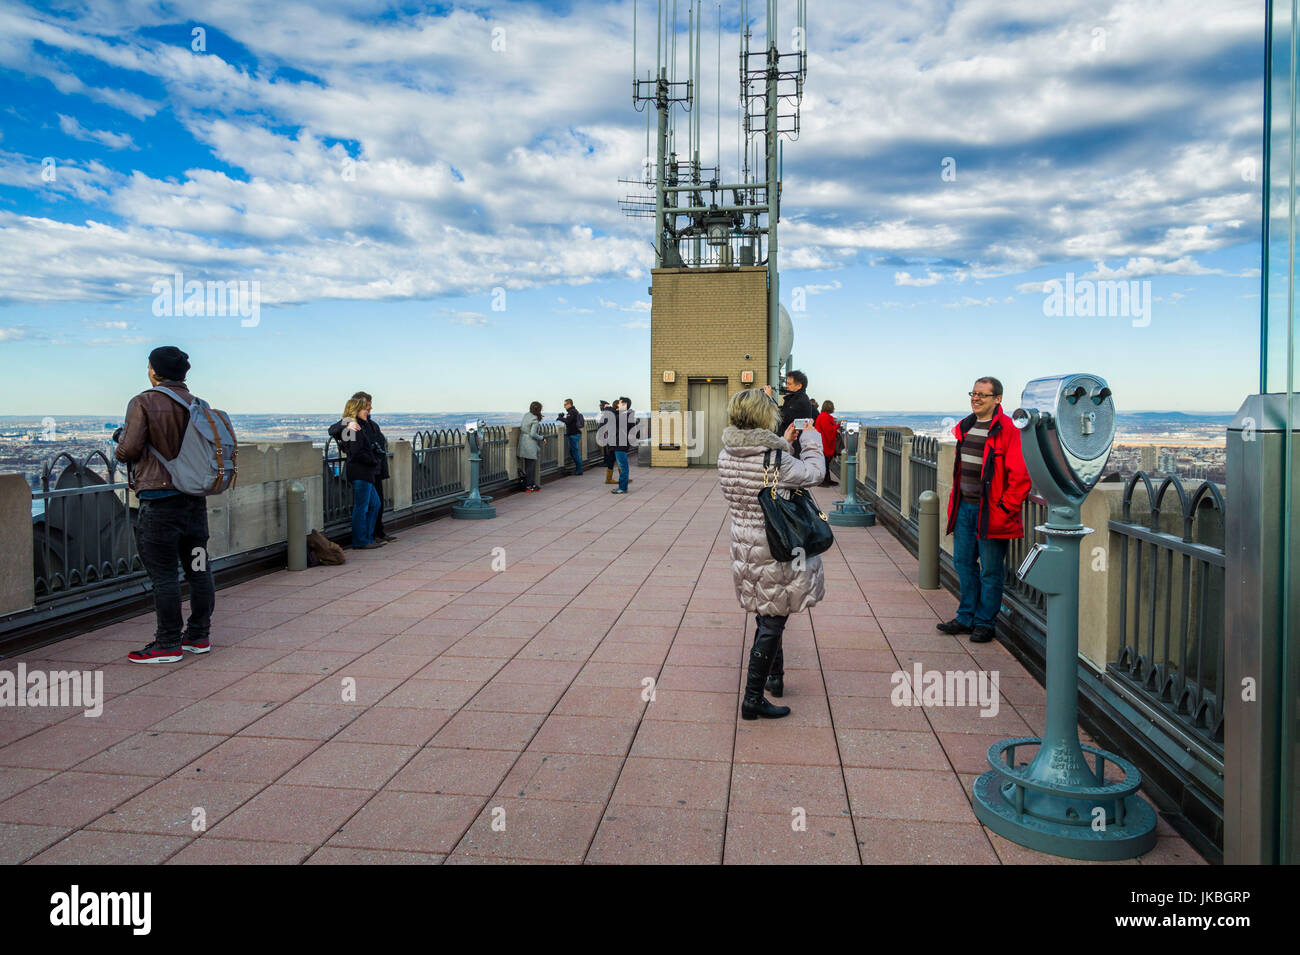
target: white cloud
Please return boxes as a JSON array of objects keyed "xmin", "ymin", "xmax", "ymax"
[
  {"xmin": 57, "ymin": 114, "xmax": 136, "ymax": 151},
  {"xmin": 894, "ymin": 270, "xmax": 943, "ymax": 287}
]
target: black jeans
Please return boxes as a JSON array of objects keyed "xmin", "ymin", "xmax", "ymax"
[
  {"xmin": 136, "ymin": 494, "xmax": 215, "ymax": 648},
  {"xmin": 522, "ymin": 458, "xmax": 537, "ymax": 487}
]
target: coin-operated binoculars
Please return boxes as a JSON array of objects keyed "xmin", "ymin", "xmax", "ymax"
[
  {"xmin": 828, "ymin": 421, "xmax": 875, "ymax": 527},
  {"xmin": 972, "ymin": 374, "xmax": 1156, "ymax": 860},
  {"xmin": 451, "ymin": 419, "xmax": 497, "ymax": 520}
]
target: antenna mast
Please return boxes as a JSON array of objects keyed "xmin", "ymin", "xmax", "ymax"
[{"xmin": 621, "ymin": 0, "xmax": 807, "ymax": 386}]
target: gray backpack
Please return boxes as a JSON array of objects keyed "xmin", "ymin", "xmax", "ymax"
[{"xmin": 148, "ymin": 386, "xmax": 238, "ymax": 495}]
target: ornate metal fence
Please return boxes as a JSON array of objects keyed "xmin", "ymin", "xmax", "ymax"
[
  {"xmin": 32, "ymin": 450, "xmax": 143, "ymax": 603},
  {"xmin": 863, "ymin": 427, "xmax": 879, "ymax": 494},
  {"xmin": 909, "ymin": 435, "xmax": 938, "ymax": 525},
  {"xmin": 1002, "ymin": 492, "xmax": 1050, "ymax": 625},
  {"xmin": 479, "ymin": 425, "xmax": 511, "ymax": 489},
  {"xmin": 584, "ymin": 418, "xmax": 603, "ymax": 465},
  {"xmin": 881, "ymin": 429, "xmax": 903, "ymax": 511},
  {"xmin": 412, "ymin": 429, "xmax": 466, "ymax": 505},
  {"xmin": 537, "ymin": 423, "xmax": 560, "ymax": 476},
  {"xmin": 1108, "ymin": 472, "xmax": 1226, "ymax": 751},
  {"xmin": 322, "ymin": 436, "xmax": 352, "ymax": 526}
]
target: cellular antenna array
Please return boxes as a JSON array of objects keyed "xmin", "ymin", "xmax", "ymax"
[{"xmin": 621, "ymin": 0, "xmax": 807, "ymax": 388}]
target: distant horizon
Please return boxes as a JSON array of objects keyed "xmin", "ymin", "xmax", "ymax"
[{"xmin": 0, "ymin": 407, "xmax": 1244, "ymax": 420}]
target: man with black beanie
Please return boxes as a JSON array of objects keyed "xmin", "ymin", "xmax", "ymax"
[{"xmin": 113, "ymin": 346, "xmax": 216, "ymax": 663}]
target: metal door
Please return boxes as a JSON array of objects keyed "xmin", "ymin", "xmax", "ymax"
[{"xmin": 687, "ymin": 378, "xmax": 728, "ymax": 467}]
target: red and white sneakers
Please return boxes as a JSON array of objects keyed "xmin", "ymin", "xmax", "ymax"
[{"xmin": 127, "ymin": 643, "xmax": 184, "ymax": 664}]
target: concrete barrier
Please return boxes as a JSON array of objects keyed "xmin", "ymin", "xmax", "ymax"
[{"xmin": 0, "ymin": 474, "xmax": 35, "ymax": 616}]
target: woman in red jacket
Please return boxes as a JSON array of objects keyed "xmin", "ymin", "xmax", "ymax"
[{"xmin": 813, "ymin": 400, "xmax": 838, "ymax": 487}]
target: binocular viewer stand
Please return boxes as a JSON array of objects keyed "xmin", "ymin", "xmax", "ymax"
[{"xmin": 972, "ymin": 381, "xmax": 1157, "ymax": 860}]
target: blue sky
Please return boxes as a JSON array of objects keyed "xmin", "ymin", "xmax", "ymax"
[{"xmin": 0, "ymin": 0, "xmax": 1269, "ymax": 415}]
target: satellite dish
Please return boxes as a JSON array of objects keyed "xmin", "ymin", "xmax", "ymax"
[{"xmin": 778, "ymin": 305, "xmax": 793, "ymax": 367}]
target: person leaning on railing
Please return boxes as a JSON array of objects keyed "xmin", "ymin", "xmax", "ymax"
[
  {"xmin": 518, "ymin": 401, "xmax": 545, "ymax": 492},
  {"xmin": 328, "ymin": 393, "xmax": 387, "ymax": 550},
  {"xmin": 937, "ymin": 376, "xmax": 1032, "ymax": 644},
  {"xmin": 717, "ymin": 387, "xmax": 826, "ymax": 720}
]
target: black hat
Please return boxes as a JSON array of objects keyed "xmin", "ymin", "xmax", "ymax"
[{"xmin": 149, "ymin": 345, "xmax": 190, "ymax": 381}]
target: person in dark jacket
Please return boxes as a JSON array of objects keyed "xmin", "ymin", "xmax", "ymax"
[
  {"xmin": 937, "ymin": 377, "xmax": 1032, "ymax": 643},
  {"xmin": 556, "ymin": 398, "xmax": 584, "ymax": 475},
  {"xmin": 599, "ymin": 400, "xmax": 617, "ymax": 483},
  {"xmin": 610, "ymin": 397, "xmax": 637, "ymax": 494},
  {"xmin": 354, "ymin": 392, "xmax": 396, "ymax": 542},
  {"xmin": 764, "ymin": 369, "xmax": 819, "ymax": 454},
  {"xmin": 329, "ymin": 393, "xmax": 387, "ymax": 550},
  {"xmin": 113, "ymin": 345, "xmax": 216, "ymax": 663}
]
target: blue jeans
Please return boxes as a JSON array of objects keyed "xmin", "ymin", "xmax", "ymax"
[
  {"xmin": 615, "ymin": 451, "xmax": 629, "ymax": 491},
  {"xmin": 567, "ymin": 433, "xmax": 583, "ymax": 474},
  {"xmin": 351, "ymin": 479, "xmax": 381, "ymax": 546},
  {"xmin": 953, "ymin": 499, "xmax": 1008, "ymax": 628}
]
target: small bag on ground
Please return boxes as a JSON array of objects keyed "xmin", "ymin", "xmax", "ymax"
[{"xmin": 307, "ymin": 529, "xmax": 346, "ymax": 565}]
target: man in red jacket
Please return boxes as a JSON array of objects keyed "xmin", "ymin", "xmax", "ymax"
[{"xmin": 938, "ymin": 377, "xmax": 1032, "ymax": 643}]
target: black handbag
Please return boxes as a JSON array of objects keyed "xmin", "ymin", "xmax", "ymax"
[{"xmin": 758, "ymin": 450, "xmax": 834, "ymax": 562}]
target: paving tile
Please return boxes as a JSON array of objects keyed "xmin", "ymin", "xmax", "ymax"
[
  {"xmin": 329, "ymin": 791, "xmax": 483, "ymax": 853},
  {"xmin": 75, "ymin": 731, "xmax": 227, "ymax": 776},
  {"xmin": 335, "ymin": 707, "xmax": 454, "ymax": 746},
  {"xmin": 724, "ymin": 812, "xmax": 860, "ymax": 864},
  {"xmin": 642, "ymin": 689, "xmax": 736, "ymax": 723},
  {"xmin": 167, "ymin": 837, "xmax": 313, "ymax": 864},
  {"xmin": 843, "ymin": 768, "xmax": 978, "ymax": 824},
  {"xmin": 28, "ymin": 830, "xmax": 190, "ymax": 865},
  {"xmin": 0, "ymin": 823, "xmax": 73, "ymax": 864},
  {"xmin": 0, "ymin": 767, "xmax": 54, "ymax": 803},
  {"xmin": 586, "ymin": 805, "xmax": 725, "ymax": 864},
  {"xmin": 609, "ymin": 756, "xmax": 730, "ymax": 811},
  {"xmin": 836, "ymin": 728, "xmax": 952, "ymax": 771},
  {"xmin": 239, "ymin": 702, "xmax": 362, "ymax": 740},
  {"xmin": 0, "ymin": 722, "xmax": 137, "ymax": 770},
  {"xmin": 390, "ymin": 747, "xmax": 521, "ymax": 796},
  {"xmin": 306, "ymin": 846, "xmax": 444, "ymax": 865},
  {"xmin": 280, "ymin": 742, "xmax": 418, "ymax": 789},
  {"xmin": 176, "ymin": 736, "xmax": 320, "ymax": 784},
  {"xmin": 0, "ymin": 771, "xmax": 157, "ymax": 828},
  {"xmin": 858, "ymin": 818, "xmax": 999, "ymax": 864},
  {"xmin": 493, "ymin": 751, "xmax": 623, "ymax": 804},
  {"xmin": 733, "ymin": 725, "xmax": 840, "ymax": 766},
  {"xmin": 529, "ymin": 715, "xmax": 640, "ymax": 757},
  {"xmin": 629, "ymin": 719, "xmax": 734, "ymax": 762},
  {"xmin": 87, "ymin": 777, "xmax": 263, "ymax": 836},
  {"xmin": 551, "ymin": 685, "xmax": 649, "ymax": 720},
  {"xmin": 452, "ymin": 798, "xmax": 606, "ymax": 862},
  {"xmin": 206, "ymin": 784, "xmax": 372, "ymax": 844},
  {"xmin": 431, "ymin": 710, "xmax": 546, "ymax": 751},
  {"xmin": 207, "ymin": 672, "xmax": 325, "ymax": 703},
  {"xmin": 728, "ymin": 763, "xmax": 852, "ymax": 816},
  {"xmin": 378, "ymin": 679, "xmax": 483, "ymax": 710}
]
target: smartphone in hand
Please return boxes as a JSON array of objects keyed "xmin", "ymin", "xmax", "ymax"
[{"xmin": 794, "ymin": 418, "xmax": 812, "ymax": 430}]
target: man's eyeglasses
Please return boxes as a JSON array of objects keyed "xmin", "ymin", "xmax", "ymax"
[{"xmin": 968, "ymin": 392, "xmax": 997, "ymax": 399}]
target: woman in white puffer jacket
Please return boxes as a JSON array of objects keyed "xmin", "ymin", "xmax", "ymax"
[{"xmin": 717, "ymin": 387, "xmax": 826, "ymax": 719}]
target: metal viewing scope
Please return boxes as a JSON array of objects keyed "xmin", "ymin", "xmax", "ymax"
[{"xmin": 1012, "ymin": 374, "xmax": 1114, "ymax": 504}]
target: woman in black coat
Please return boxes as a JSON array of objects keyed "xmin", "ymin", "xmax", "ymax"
[{"xmin": 329, "ymin": 392, "xmax": 387, "ymax": 549}]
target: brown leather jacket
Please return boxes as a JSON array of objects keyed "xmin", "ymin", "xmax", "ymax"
[{"xmin": 114, "ymin": 380, "xmax": 193, "ymax": 492}]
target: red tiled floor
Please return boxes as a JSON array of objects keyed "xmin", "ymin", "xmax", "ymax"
[
  {"xmin": 0, "ymin": 466, "xmax": 1205, "ymax": 865},
  {"xmin": 724, "ymin": 812, "xmax": 861, "ymax": 864}
]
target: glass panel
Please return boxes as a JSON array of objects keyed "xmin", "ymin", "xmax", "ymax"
[{"xmin": 1263, "ymin": 0, "xmax": 1299, "ymax": 865}]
